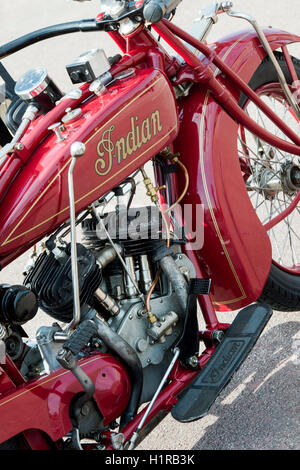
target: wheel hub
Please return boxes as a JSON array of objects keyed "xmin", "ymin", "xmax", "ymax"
[
  {"xmin": 257, "ymin": 161, "xmax": 300, "ymax": 199},
  {"xmin": 240, "ymin": 79, "xmax": 300, "ymax": 275},
  {"xmin": 259, "ymin": 168, "xmax": 282, "ymax": 199},
  {"xmin": 282, "ymin": 163, "xmax": 300, "ymax": 193}
]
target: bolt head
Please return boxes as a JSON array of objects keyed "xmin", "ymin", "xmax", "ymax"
[
  {"xmin": 89, "ymin": 79, "xmax": 106, "ymax": 96},
  {"xmin": 188, "ymin": 356, "xmax": 199, "ymax": 368},
  {"xmin": 136, "ymin": 338, "xmax": 148, "ymax": 352},
  {"xmin": 15, "ymin": 142, "xmax": 24, "ymax": 151},
  {"xmin": 212, "ymin": 330, "xmax": 225, "ymax": 343}
]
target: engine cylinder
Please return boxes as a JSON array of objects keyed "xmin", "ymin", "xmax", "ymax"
[{"xmin": 24, "ymin": 243, "xmax": 101, "ymax": 323}]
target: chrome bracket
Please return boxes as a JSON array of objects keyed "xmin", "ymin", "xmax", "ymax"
[
  {"xmin": 184, "ymin": 1, "xmax": 233, "ymax": 55},
  {"xmin": 175, "ymin": 2, "xmax": 233, "ymax": 96},
  {"xmin": 0, "ymin": 104, "xmax": 38, "ymax": 167}
]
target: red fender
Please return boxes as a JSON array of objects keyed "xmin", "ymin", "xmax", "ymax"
[{"xmin": 174, "ymin": 27, "xmax": 300, "ymax": 312}]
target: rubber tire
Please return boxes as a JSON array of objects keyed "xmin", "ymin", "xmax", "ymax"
[
  {"xmin": 0, "ymin": 435, "xmax": 23, "ymax": 450},
  {"xmin": 239, "ymin": 51, "xmax": 300, "ymax": 312}
]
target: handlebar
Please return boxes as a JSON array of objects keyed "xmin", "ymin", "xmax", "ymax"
[
  {"xmin": 71, "ymin": 0, "xmax": 182, "ymax": 24},
  {"xmin": 0, "ymin": 0, "xmax": 183, "ymax": 60},
  {"xmin": 144, "ymin": 0, "xmax": 182, "ymax": 23},
  {"xmin": 0, "ymin": 19, "xmax": 101, "ymax": 60}
]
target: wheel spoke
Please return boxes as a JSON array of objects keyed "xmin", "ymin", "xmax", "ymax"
[{"xmin": 239, "ymin": 86, "xmax": 300, "ymax": 271}]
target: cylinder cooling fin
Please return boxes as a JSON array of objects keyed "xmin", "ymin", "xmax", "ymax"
[{"xmin": 24, "ymin": 243, "xmax": 101, "ymax": 323}]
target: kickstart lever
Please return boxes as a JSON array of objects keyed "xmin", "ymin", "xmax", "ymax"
[
  {"xmin": 56, "ymin": 319, "xmax": 99, "ymax": 398},
  {"xmin": 56, "ymin": 348, "xmax": 95, "ymax": 400},
  {"xmin": 56, "ymin": 319, "xmax": 99, "ymax": 449}
]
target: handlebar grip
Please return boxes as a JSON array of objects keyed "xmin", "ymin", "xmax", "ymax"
[
  {"xmin": 144, "ymin": 1, "xmax": 166, "ymax": 23},
  {"xmin": 144, "ymin": 0, "xmax": 182, "ymax": 24}
]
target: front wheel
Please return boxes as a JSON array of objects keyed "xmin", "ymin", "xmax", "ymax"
[{"xmin": 239, "ymin": 52, "xmax": 300, "ymax": 311}]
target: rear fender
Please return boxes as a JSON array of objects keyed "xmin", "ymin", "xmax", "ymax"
[{"xmin": 174, "ymin": 28, "xmax": 300, "ymax": 312}]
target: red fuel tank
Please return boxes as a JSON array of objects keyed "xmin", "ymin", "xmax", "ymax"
[{"xmin": 0, "ymin": 68, "xmax": 179, "ymax": 267}]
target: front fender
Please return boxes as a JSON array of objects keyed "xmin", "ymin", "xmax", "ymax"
[{"xmin": 174, "ymin": 27, "xmax": 300, "ymax": 312}]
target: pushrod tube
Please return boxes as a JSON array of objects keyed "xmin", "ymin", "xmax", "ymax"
[{"xmin": 152, "ymin": 20, "xmax": 300, "ymax": 157}]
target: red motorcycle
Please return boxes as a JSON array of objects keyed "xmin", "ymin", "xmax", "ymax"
[{"xmin": 0, "ymin": 0, "xmax": 299, "ymax": 450}]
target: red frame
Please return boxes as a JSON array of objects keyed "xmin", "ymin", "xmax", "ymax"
[{"xmin": 0, "ymin": 16, "xmax": 299, "ymax": 449}]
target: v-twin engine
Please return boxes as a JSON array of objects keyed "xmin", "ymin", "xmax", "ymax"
[{"xmin": 24, "ymin": 205, "xmax": 195, "ymax": 402}]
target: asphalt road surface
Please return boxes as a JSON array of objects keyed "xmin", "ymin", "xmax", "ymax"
[{"xmin": 0, "ymin": 0, "xmax": 299, "ymax": 451}]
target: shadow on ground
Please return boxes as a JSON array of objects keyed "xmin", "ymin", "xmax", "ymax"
[
  {"xmin": 139, "ymin": 318, "xmax": 300, "ymax": 450},
  {"xmin": 191, "ymin": 320, "xmax": 300, "ymax": 450}
]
